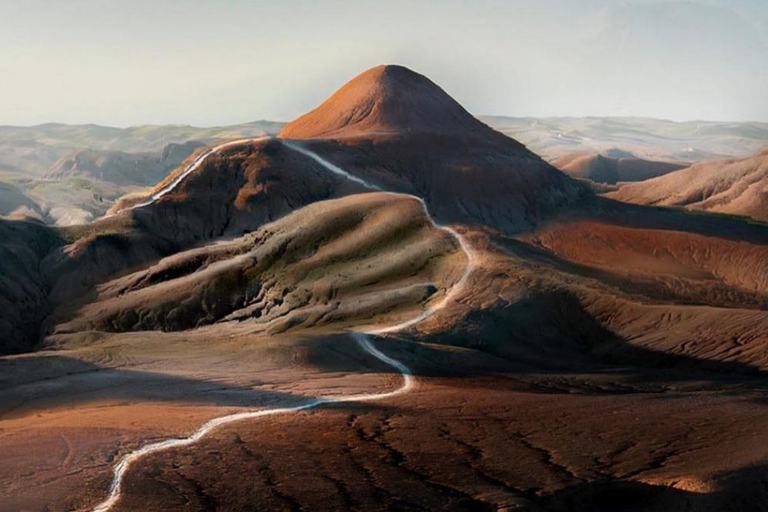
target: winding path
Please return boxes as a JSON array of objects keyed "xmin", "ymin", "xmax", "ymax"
[
  {"xmin": 92, "ymin": 138, "xmax": 475, "ymax": 512},
  {"xmin": 111, "ymin": 137, "xmax": 270, "ymax": 216}
]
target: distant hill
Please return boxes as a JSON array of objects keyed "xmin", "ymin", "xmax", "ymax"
[
  {"xmin": 482, "ymin": 116, "xmax": 768, "ymax": 162},
  {"xmin": 0, "ymin": 182, "xmax": 43, "ymax": 221},
  {"xmin": 21, "ymin": 142, "xmax": 205, "ymax": 225},
  {"xmin": 47, "ymin": 141, "xmax": 204, "ymax": 185},
  {"xmin": 0, "ymin": 120, "xmax": 283, "ymax": 176},
  {"xmin": 278, "ymin": 65, "xmax": 583, "ymax": 234},
  {"xmin": 280, "ymin": 65, "xmax": 511, "ymax": 144},
  {"xmin": 606, "ymin": 148, "xmax": 768, "ymax": 222},
  {"xmin": 552, "ymin": 153, "xmax": 687, "ymax": 184},
  {"xmin": 0, "ymin": 122, "xmax": 283, "ymax": 226}
]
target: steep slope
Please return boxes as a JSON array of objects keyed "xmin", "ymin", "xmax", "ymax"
[
  {"xmin": 280, "ymin": 65, "xmax": 586, "ymax": 233},
  {"xmin": 124, "ymin": 138, "xmax": 370, "ymax": 247},
  {"xmin": 607, "ymin": 148, "xmax": 768, "ymax": 221},
  {"xmin": 279, "ymin": 65, "xmax": 510, "ymax": 143},
  {"xmin": 552, "ymin": 152, "xmax": 686, "ymax": 184},
  {"xmin": 0, "ymin": 219, "xmax": 63, "ymax": 354}
]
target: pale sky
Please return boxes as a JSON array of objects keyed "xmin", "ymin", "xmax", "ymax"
[{"xmin": 1, "ymin": 0, "xmax": 766, "ymax": 127}]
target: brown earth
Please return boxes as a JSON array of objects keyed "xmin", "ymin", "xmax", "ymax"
[
  {"xmin": 278, "ymin": 64, "xmax": 587, "ymax": 234},
  {"xmin": 552, "ymin": 152, "xmax": 687, "ymax": 184},
  {"xmin": 606, "ymin": 148, "xmax": 768, "ymax": 221},
  {"xmin": 6, "ymin": 214, "xmax": 768, "ymax": 511},
  {"xmin": 0, "ymin": 64, "xmax": 586, "ymax": 357},
  {"xmin": 278, "ymin": 65, "xmax": 511, "ymax": 143}
]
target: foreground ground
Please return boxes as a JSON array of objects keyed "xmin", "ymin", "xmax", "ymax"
[
  {"xmin": 4, "ymin": 227, "xmax": 768, "ymax": 512},
  {"xmin": 4, "ymin": 331, "xmax": 768, "ymax": 512}
]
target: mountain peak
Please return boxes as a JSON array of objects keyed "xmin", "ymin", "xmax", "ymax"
[{"xmin": 279, "ymin": 64, "xmax": 505, "ymax": 141}]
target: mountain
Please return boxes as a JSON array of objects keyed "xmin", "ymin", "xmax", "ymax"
[
  {"xmin": 103, "ymin": 64, "xmax": 584, "ymax": 254},
  {"xmin": 607, "ymin": 148, "xmax": 768, "ymax": 222},
  {"xmin": 552, "ymin": 152, "xmax": 687, "ymax": 184},
  {"xmin": 10, "ymin": 64, "xmax": 584, "ymax": 349},
  {"xmin": 279, "ymin": 65, "xmax": 586, "ymax": 233},
  {"xmin": 9, "ymin": 64, "xmax": 768, "ymax": 359},
  {"xmin": 280, "ymin": 65, "xmax": 512, "ymax": 144}
]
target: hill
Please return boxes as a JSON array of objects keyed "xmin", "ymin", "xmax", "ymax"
[
  {"xmin": 552, "ymin": 152, "xmax": 687, "ymax": 184},
  {"xmin": 58, "ymin": 193, "xmax": 466, "ymax": 336},
  {"xmin": 280, "ymin": 65, "xmax": 511, "ymax": 143},
  {"xmin": 607, "ymin": 148, "xmax": 768, "ymax": 222},
  {"xmin": 279, "ymin": 65, "xmax": 586, "ymax": 233}
]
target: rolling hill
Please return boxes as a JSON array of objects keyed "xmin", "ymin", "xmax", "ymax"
[
  {"xmin": 279, "ymin": 65, "xmax": 587, "ymax": 233},
  {"xmin": 552, "ymin": 152, "xmax": 687, "ymax": 184},
  {"xmin": 607, "ymin": 148, "xmax": 768, "ymax": 222}
]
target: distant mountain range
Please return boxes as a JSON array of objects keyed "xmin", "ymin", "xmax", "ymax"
[
  {"xmin": 1, "ymin": 114, "xmax": 766, "ymax": 226},
  {"xmin": 482, "ymin": 116, "xmax": 768, "ymax": 162},
  {"xmin": 0, "ymin": 121, "xmax": 282, "ymax": 224}
]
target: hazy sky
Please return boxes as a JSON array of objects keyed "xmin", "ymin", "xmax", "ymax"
[{"xmin": 1, "ymin": 0, "xmax": 766, "ymax": 127}]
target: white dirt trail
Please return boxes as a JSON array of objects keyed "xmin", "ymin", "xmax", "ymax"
[
  {"xmin": 91, "ymin": 138, "xmax": 475, "ymax": 512},
  {"xmin": 108, "ymin": 137, "xmax": 270, "ymax": 217}
]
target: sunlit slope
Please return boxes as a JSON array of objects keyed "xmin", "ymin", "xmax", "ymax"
[{"xmin": 58, "ymin": 193, "xmax": 466, "ymax": 336}]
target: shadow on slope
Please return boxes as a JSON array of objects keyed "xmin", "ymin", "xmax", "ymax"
[
  {"xmin": 494, "ymin": 237, "xmax": 768, "ymax": 310},
  {"xmin": 538, "ymin": 462, "xmax": 768, "ymax": 512},
  {"xmin": 0, "ymin": 218, "xmax": 64, "ymax": 355},
  {"xmin": 301, "ymin": 289, "xmax": 768, "ymax": 397},
  {"xmin": 0, "ymin": 354, "xmax": 310, "ymax": 419},
  {"xmin": 572, "ymin": 196, "xmax": 768, "ymax": 245}
]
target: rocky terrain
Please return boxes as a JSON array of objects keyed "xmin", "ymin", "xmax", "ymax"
[
  {"xmin": 59, "ymin": 193, "xmax": 465, "ymax": 336},
  {"xmin": 3, "ymin": 65, "xmax": 768, "ymax": 512},
  {"xmin": 280, "ymin": 65, "xmax": 587, "ymax": 234}
]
